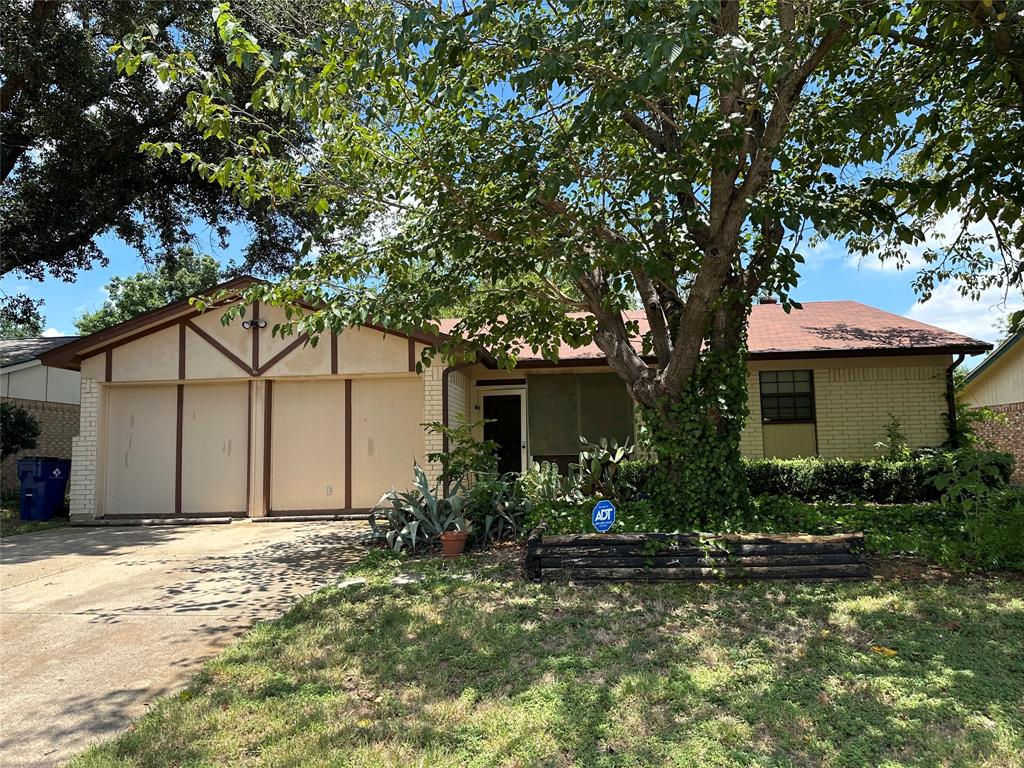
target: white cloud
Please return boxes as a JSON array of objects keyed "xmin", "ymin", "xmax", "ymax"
[
  {"xmin": 905, "ymin": 283, "xmax": 1023, "ymax": 345},
  {"xmin": 41, "ymin": 327, "xmax": 64, "ymax": 338}
]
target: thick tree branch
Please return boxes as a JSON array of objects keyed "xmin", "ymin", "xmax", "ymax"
[{"xmin": 632, "ymin": 266, "xmax": 673, "ymax": 366}]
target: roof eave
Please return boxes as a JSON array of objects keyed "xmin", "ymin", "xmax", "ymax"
[
  {"xmin": 38, "ymin": 276, "xmax": 262, "ymax": 371},
  {"xmin": 963, "ymin": 331, "xmax": 1023, "ymax": 386}
]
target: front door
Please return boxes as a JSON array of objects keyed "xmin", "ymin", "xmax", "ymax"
[{"xmin": 482, "ymin": 392, "xmax": 525, "ymax": 474}]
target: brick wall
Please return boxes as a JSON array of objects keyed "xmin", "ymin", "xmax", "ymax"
[
  {"xmin": 742, "ymin": 358, "xmax": 950, "ymax": 459},
  {"xmin": 0, "ymin": 396, "xmax": 80, "ymax": 495},
  {"xmin": 972, "ymin": 402, "xmax": 1024, "ymax": 483},
  {"xmin": 422, "ymin": 365, "xmax": 471, "ymax": 488},
  {"xmin": 68, "ymin": 377, "xmax": 101, "ymax": 519}
]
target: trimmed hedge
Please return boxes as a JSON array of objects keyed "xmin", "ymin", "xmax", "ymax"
[{"xmin": 614, "ymin": 452, "xmax": 1014, "ymax": 505}]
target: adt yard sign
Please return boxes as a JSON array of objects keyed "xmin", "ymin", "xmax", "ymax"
[{"xmin": 592, "ymin": 499, "xmax": 616, "ymax": 533}]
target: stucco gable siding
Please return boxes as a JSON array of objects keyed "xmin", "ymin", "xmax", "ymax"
[{"xmin": 962, "ymin": 340, "xmax": 1023, "ymax": 408}]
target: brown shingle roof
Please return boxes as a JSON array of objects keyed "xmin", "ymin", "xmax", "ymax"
[{"xmin": 440, "ymin": 300, "xmax": 990, "ymax": 363}]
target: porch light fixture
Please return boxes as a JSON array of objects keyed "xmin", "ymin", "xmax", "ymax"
[{"xmin": 241, "ymin": 319, "xmax": 268, "ymax": 330}]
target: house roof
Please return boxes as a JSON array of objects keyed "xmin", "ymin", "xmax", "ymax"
[
  {"xmin": 39, "ymin": 275, "xmax": 456, "ymax": 371},
  {"xmin": 443, "ymin": 300, "xmax": 991, "ymax": 364},
  {"xmin": 40, "ymin": 274, "xmax": 991, "ymax": 372},
  {"xmin": 963, "ymin": 330, "xmax": 1023, "ymax": 386},
  {"xmin": 0, "ymin": 336, "xmax": 80, "ymax": 368}
]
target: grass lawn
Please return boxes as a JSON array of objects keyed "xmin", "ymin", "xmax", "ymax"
[
  {"xmin": 0, "ymin": 504, "xmax": 69, "ymax": 537},
  {"xmin": 72, "ymin": 551, "xmax": 1024, "ymax": 768}
]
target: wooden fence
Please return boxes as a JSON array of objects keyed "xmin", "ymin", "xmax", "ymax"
[{"xmin": 524, "ymin": 525, "xmax": 869, "ymax": 582}]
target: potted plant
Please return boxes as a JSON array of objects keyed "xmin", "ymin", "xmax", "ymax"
[
  {"xmin": 369, "ymin": 464, "xmax": 471, "ymax": 557},
  {"xmin": 440, "ymin": 516, "xmax": 469, "ymax": 558}
]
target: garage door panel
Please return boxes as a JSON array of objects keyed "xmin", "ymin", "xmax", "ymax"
[
  {"xmin": 181, "ymin": 383, "xmax": 249, "ymax": 514},
  {"xmin": 104, "ymin": 386, "xmax": 177, "ymax": 516},
  {"xmin": 351, "ymin": 378, "xmax": 423, "ymax": 508},
  {"xmin": 271, "ymin": 380, "xmax": 346, "ymax": 511}
]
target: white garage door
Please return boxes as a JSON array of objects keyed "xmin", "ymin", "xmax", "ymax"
[
  {"xmin": 181, "ymin": 382, "xmax": 249, "ymax": 515},
  {"xmin": 270, "ymin": 380, "xmax": 347, "ymax": 512},
  {"xmin": 104, "ymin": 385, "xmax": 177, "ymax": 516}
]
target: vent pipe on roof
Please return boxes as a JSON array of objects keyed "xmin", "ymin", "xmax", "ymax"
[{"xmin": 758, "ymin": 295, "xmax": 778, "ymax": 304}]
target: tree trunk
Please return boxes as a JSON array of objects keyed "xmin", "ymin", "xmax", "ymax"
[{"xmin": 636, "ymin": 299, "xmax": 751, "ymax": 528}]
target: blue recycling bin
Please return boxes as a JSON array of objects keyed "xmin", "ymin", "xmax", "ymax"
[{"xmin": 17, "ymin": 458, "xmax": 72, "ymax": 521}]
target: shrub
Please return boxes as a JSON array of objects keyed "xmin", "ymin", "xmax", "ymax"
[
  {"xmin": 463, "ymin": 472, "xmax": 532, "ymax": 544},
  {"xmin": 743, "ymin": 451, "xmax": 1012, "ymax": 504},
  {"xmin": 1, "ymin": 402, "xmax": 40, "ymax": 460},
  {"xmin": 523, "ymin": 497, "xmax": 669, "ymax": 535},
  {"xmin": 423, "ymin": 420, "xmax": 498, "ymax": 485}
]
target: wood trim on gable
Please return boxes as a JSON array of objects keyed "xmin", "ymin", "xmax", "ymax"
[
  {"xmin": 185, "ymin": 320, "xmax": 254, "ymax": 375},
  {"xmin": 255, "ymin": 333, "xmax": 310, "ymax": 376},
  {"xmin": 178, "ymin": 323, "xmax": 186, "ymax": 379}
]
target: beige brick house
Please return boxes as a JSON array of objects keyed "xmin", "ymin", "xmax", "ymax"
[{"xmin": 42, "ymin": 278, "xmax": 990, "ymax": 521}]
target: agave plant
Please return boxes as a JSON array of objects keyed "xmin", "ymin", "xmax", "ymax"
[
  {"xmin": 572, "ymin": 436, "xmax": 635, "ymax": 497},
  {"xmin": 369, "ymin": 464, "xmax": 468, "ymax": 553},
  {"xmin": 464, "ymin": 472, "xmax": 533, "ymax": 544}
]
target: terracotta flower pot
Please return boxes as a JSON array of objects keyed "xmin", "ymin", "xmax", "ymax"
[{"xmin": 440, "ymin": 530, "xmax": 469, "ymax": 558}]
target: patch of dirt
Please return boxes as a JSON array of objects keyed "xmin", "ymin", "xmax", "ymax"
[{"xmin": 866, "ymin": 554, "xmax": 1024, "ymax": 583}]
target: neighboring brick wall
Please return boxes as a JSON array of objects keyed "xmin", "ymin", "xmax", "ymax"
[
  {"xmin": 422, "ymin": 365, "xmax": 471, "ymax": 488},
  {"xmin": 68, "ymin": 377, "xmax": 100, "ymax": 519},
  {"xmin": 0, "ymin": 397, "xmax": 80, "ymax": 495},
  {"xmin": 972, "ymin": 402, "xmax": 1024, "ymax": 483}
]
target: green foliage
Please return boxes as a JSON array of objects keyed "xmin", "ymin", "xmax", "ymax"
[
  {"xmin": 527, "ymin": 489, "xmax": 1024, "ymax": 572},
  {"xmin": 462, "ymin": 473, "xmax": 532, "ymax": 545},
  {"xmin": 639, "ymin": 347, "xmax": 751, "ymax": 526},
  {"xmin": 747, "ymin": 491, "xmax": 1024, "ymax": 573},
  {"xmin": 524, "ymin": 498, "xmax": 665, "ymax": 536},
  {"xmin": 118, "ymin": 0, "xmax": 1024, "ymax": 527},
  {"xmin": 948, "ymin": 400, "xmax": 1005, "ymax": 449},
  {"xmin": 423, "ymin": 420, "xmax": 497, "ymax": 487},
  {"xmin": 1, "ymin": 402, "xmax": 40, "ymax": 459},
  {"xmin": 0, "ymin": 304, "xmax": 43, "ymax": 339},
  {"xmin": 571, "ymin": 435, "xmax": 634, "ymax": 498},
  {"xmin": 368, "ymin": 465, "xmax": 466, "ymax": 553},
  {"xmin": 929, "ymin": 448, "xmax": 1013, "ymax": 506},
  {"xmin": 2, "ymin": 0, "xmax": 318, "ymax": 309},
  {"xmin": 518, "ymin": 461, "xmax": 579, "ymax": 506},
  {"xmin": 875, "ymin": 414, "xmax": 911, "ymax": 460},
  {"xmin": 75, "ymin": 248, "xmax": 222, "ymax": 334}
]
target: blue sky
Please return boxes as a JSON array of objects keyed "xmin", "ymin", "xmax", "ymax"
[{"xmin": 2, "ymin": 218, "xmax": 1018, "ymax": 369}]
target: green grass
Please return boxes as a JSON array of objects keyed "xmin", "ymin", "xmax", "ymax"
[
  {"xmin": 0, "ymin": 505, "xmax": 69, "ymax": 537},
  {"xmin": 71, "ymin": 551, "xmax": 1024, "ymax": 768}
]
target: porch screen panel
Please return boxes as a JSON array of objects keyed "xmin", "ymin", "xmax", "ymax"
[
  {"xmin": 528, "ymin": 373, "xmax": 634, "ymax": 458},
  {"xmin": 578, "ymin": 373, "xmax": 634, "ymax": 445},
  {"xmin": 527, "ymin": 374, "xmax": 579, "ymax": 456}
]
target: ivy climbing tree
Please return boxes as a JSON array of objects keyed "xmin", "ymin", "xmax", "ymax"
[{"xmin": 121, "ymin": 0, "xmax": 1023, "ymax": 521}]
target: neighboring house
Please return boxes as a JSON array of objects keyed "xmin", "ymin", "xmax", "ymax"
[
  {"xmin": 42, "ymin": 277, "xmax": 989, "ymax": 521},
  {"xmin": 961, "ymin": 331, "xmax": 1024, "ymax": 482},
  {"xmin": 0, "ymin": 336, "xmax": 82, "ymax": 493}
]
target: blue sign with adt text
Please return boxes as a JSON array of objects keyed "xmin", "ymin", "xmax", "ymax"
[{"xmin": 592, "ymin": 499, "xmax": 616, "ymax": 533}]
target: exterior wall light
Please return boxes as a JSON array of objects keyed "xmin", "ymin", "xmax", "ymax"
[{"xmin": 241, "ymin": 319, "xmax": 268, "ymax": 330}]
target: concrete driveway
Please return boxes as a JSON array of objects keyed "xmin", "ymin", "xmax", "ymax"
[{"xmin": 0, "ymin": 520, "xmax": 364, "ymax": 768}]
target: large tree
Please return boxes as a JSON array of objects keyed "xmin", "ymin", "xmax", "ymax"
[
  {"xmin": 123, "ymin": 0, "xmax": 1023, "ymax": 520},
  {"xmin": 0, "ymin": 0, "xmax": 329, "ymax": 323},
  {"xmin": 75, "ymin": 247, "xmax": 222, "ymax": 334}
]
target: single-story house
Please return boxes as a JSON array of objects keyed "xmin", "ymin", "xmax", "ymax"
[
  {"xmin": 1, "ymin": 336, "xmax": 81, "ymax": 493},
  {"xmin": 42, "ymin": 277, "xmax": 990, "ymax": 521},
  {"xmin": 961, "ymin": 330, "xmax": 1023, "ymax": 482}
]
